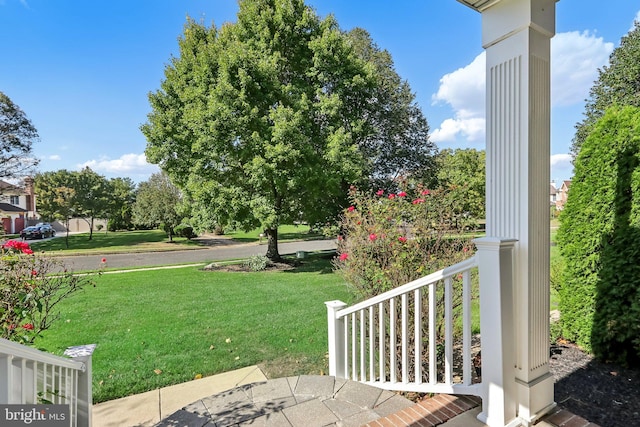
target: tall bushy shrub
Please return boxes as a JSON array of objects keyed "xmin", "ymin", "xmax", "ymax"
[
  {"xmin": 334, "ymin": 186, "xmax": 474, "ymax": 299},
  {"xmin": 557, "ymin": 105, "xmax": 640, "ymax": 364}
]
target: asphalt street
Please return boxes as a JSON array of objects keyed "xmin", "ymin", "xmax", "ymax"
[{"xmin": 58, "ymin": 239, "xmax": 337, "ymax": 271}]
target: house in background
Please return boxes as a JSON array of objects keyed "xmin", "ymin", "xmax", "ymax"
[
  {"xmin": 556, "ymin": 180, "xmax": 571, "ymax": 210},
  {"xmin": 0, "ymin": 178, "xmax": 37, "ymax": 234}
]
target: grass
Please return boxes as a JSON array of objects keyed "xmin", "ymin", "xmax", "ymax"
[
  {"xmin": 226, "ymin": 224, "xmax": 324, "ymax": 242},
  {"xmin": 22, "ymin": 225, "xmax": 326, "ymax": 255},
  {"xmin": 33, "ymin": 255, "xmax": 351, "ymax": 403},
  {"xmin": 26, "ymin": 230, "xmax": 200, "ymax": 255}
]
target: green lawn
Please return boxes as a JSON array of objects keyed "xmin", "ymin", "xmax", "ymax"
[
  {"xmin": 25, "ymin": 225, "xmax": 326, "ymax": 255},
  {"xmin": 27, "ymin": 230, "xmax": 200, "ymax": 255},
  {"xmin": 226, "ymin": 224, "xmax": 324, "ymax": 242},
  {"xmin": 33, "ymin": 255, "xmax": 351, "ymax": 403}
]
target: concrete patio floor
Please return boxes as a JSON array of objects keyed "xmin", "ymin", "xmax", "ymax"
[{"xmin": 92, "ymin": 365, "xmax": 594, "ymax": 427}]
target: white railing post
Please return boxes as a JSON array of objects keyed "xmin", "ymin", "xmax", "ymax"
[
  {"xmin": 474, "ymin": 237, "xmax": 518, "ymax": 427},
  {"xmin": 65, "ymin": 344, "xmax": 97, "ymax": 427},
  {"xmin": 325, "ymin": 300, "xmax": 347, "ymax": 378}
]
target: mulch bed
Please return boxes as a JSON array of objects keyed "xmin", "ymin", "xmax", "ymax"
[{"xmin": 549, "ymin": 341, "xmax": 640, "ymax": 427}]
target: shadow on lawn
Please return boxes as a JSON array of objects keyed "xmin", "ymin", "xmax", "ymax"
[{"xmin": 284, "ymin": 253, "xmax": 335, "ymax": 275}]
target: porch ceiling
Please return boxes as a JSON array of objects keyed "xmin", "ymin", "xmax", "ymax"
[{"xmin": 456, "ymin": 0, "xmax": 503, "ymax": 12}]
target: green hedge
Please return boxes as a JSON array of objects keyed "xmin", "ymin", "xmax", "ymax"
[{"xmin": 557, "ymin": 105, "xmax": 640, "ymax": 365}]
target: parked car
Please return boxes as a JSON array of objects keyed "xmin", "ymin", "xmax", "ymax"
[{"xmin": 20, "ymin": 224, "xmax": 56, "ymax": 239}]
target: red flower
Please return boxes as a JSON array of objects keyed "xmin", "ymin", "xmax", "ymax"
[
  {"xmin": 463, "ymin": 247, "xmax": 469, "ymax": 253},
  {"xmin": 22, "ymin": 323, "xmax": 34, "ymax": 330},
  {"xmin": 388, "ymin": 194, "xmax": 395, "ymax": 199},
  {"xmin": 101, "ymin": 258, "xmax": 107, "ymax": 263},
  {"xmin": 369, "ymin": 233, "xmax": 378, "ymax": 241},
  {"xmin": 347, "ymin": 206, "xmax": 355, "ymax": 212},
  {"xmin": 23, "ymin": 248, "xmax": 33, "ymax": 255},
  {"xmin": 31, "ymin": 270, "xmax": 38, "ymax": 276},
  {"xmin": 339, "ymin": 253, "xmax": 349, "ymax": 261},
  {"xmin": 412, "ymin": 198, "xmax": 424, "ymax": 205},
  {"xmin": 337, "ymin": 235, "xmax": 343, "ymax": 241},
  {"xmin": 398, "ymin": 191, "xmax": 407, "ymax": 197},
  {"xmin": 421, "ymin": 189, "xmax": 431, "ymax": 196},
  {"xmin": 398, "ymin": 236, "xmax": 407, "ymax": 243},
  {"xmin": 376, "ymin": 189, "xmax": 384, "ymax": 196}
]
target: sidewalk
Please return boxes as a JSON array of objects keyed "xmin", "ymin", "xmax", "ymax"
[{"xmin": 92, "ymin": 365, "xmax": 267, "ymax": 427}]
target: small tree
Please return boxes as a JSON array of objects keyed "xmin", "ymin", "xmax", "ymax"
[
  {"xmin": 1, "ymin": 240, "xmax": 94, "ymax": 344},
  {"xmin": 132, "ymin": 172, "xmax": 183, "ymax": 241},
  {"xmin": 0, "ymin": 91, "xmax": 40, "ymax": 181}
]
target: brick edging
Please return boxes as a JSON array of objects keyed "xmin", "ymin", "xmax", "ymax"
[{"xmin": 364, "ymin": 394, "xmax": 482, "ymax": 427}]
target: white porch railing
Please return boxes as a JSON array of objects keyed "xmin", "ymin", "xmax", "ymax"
[
  {"xmin": 0, "ymin": 338, "xmax": 96, "ymax": 427},
  {"xmin": 327, "ymin": 238, "xmax": 518, "ymax": 426}
]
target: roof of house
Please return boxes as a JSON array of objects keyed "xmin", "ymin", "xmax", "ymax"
[
  {"xmin": 0, "ymin": 180, "xmax": 23, "ymax": 192},
  {"xmin": 0, "ymin": 203, "xmax": 26, "ymax": 213}
]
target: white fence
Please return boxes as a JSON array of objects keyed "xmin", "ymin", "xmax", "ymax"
[
  {"xmin": 326, "ymin": 256, "xmax": 481, "ymax": 396},
  {"xmin": 0, "ymin": 338, "xmax": 95, "ymax": 427},
  {"xmin": 327, "ymin": 238, "xmax": 518, "ymax": 426}
]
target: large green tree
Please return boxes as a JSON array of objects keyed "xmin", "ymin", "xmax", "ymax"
[
  {"xmin": 142, "ymin": 0, "xmax": 378, "ymax": 260},
  {"xmin": 132, "ymin": 172, "xmax": 183, "ymax": 241},
  {"xmin": 35, "ymin": 170, "xmax": 78, "ymax": 247},
  {"xmin": 0, "ymin": 91, "xmax": 39, "ymax": 182},
  {"xmin": 435, "ymin": 148, "xmax": 485, "ymax": 221},
  {"xmin": 571, "ymin": 21, "xmax": 640, "ymax": 156},
  {"xmin": 558, "ymin": 105, "xmax": 640, "ymax": 365},
  {"xmin": 346, "ymin": 28, "xmax": 436, "ymax": 190},
  {"xmin": 107, "ymin": 177, "xmax": 136, "ymax": 231}
]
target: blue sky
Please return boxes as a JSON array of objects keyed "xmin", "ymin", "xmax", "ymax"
[{"xmin": 2, "ymin": 0, "xmax": 639, "ymax": 184}]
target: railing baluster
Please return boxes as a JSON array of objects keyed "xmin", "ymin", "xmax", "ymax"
[
  {"xmin": 369, "ymin": 306, "xmax": 374, "ymax": 382},
  {"xmin": 359, "ymin": 310, "xmax": 365, "ymax": 381},
  {"xmin": 401, "ymin": 293, "xmax": 408, "ymax": 384},
  {"xmin": 351, "ymin": 312, "xmax": 357, "ymax": 380},
  {"xmin": 343, "ymin": 317, "xmax": 349, "ymax": 379},
  {"xmin": 414, "ymin": 288, "xmax": 422, "ymax": 384},
  {"xmin": 378, "ymin": 302, "xmax": 385, "ymax": 383},
  {"xmin": 444, "ymin": 277, "xmax": 453, "ymax": 385},
  {"xmin": 429, "ymin": 284, "xmax": 436, "ymax": 384},
  {"xmin": 463, "ymin": 270, "xmax": 472, "ymax": 385},
  {"xmin": 390, "ymin": 297, "xmax": 396, "ymax": 384}
]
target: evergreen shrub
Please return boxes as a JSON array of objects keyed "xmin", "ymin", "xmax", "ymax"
[{"xmin": 557, "ymin": 105, "xmax": 640, "ymax": 364}]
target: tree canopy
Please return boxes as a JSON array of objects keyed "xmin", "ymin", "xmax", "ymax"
[
  {"xmin": 132, "ymin": 172, "xmax": 183, "ymax": 241},
  {"xmin": 571, "ymin": 21, "xmax": 640, "ymax": 156},
  {"xmin": 142, "ymin": 0, "xmax": 434, "ymax": 260},
  {"xmin": 0, "ymin": 91, "xmax": 39, "ymax": 182},
  {"xmin": 435, "ymin": 148, "xmax": 485, "ymax": 221}
]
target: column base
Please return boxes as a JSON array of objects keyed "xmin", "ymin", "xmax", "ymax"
[{"xmin": 515, "ymin": 372, "xmax": 556, "ymax": 426}]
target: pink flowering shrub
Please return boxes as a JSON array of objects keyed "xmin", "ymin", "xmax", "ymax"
[
  {"xmin": 334, "ymin": 186, "xmax": 475, "ymax": 300},
  {"xmin": 333, "ymin": 186, "xmax": 478, "ymax": 379},
  {"xmin": 0, "ymin": 240, "xmax": 94, "ymax": 344}
]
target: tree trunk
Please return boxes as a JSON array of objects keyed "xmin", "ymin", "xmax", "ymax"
[
  {"xmin": 89, "ymin": 217, "xmax": 94, "ymax": 240},
  {"xmin": 265, "ymin": 227, "xmax": 281, "ymax": 261}
]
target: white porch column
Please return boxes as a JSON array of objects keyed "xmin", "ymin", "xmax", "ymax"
[{"xmin": 481, "ymin": 0, "xmax": 557, "ymax": 424}]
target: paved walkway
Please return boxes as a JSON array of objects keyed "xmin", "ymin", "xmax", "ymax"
[{"xmin": 93, "ymin": 365, "xmax": 597, "ymax": 427}]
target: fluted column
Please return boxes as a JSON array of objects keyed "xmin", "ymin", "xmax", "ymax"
[{"xmin": 482, "ymin": 0, "xmax": 556, "ymax": 424}]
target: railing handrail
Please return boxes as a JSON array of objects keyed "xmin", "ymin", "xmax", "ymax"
[
  {"xmin": 336, "ymin": 255, "xmax": 477, "ymax": 317},
  {"xmin": 0, "ymin": 338, "xmax": 84, "ymax": 371}
]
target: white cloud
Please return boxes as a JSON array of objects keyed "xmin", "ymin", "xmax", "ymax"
[
  {"xmin": 431, "ymin": 52, "xmax": 485, "ymax": 143},
  {"xmin": 551, "ymin": 31, "xmax": 613, "ymax": 106},
  {"xmin": 550, "ymin": 154, "xmax": 574, "ymax": 181},
  {"xmin": 78, "ymin": 153, "xmax": 159, "ymax": 177},
  {"xmin": 550, "ymin": 153, "xmax": 572, "ymax": 167},
  {"xmin": 430, "ymin": 30, "xmax": 613, "ymax": 143},
  {"xmin": 48, "ymin": 154, "xmax": 61, "ymax": 161}
]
